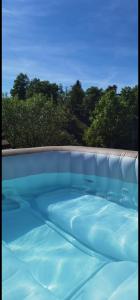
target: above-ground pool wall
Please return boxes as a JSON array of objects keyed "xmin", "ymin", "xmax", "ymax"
[
  {"xmin": 2, "ymin": 147, "xmax": 138, "ymax": 181},
  {"xmin": 2, "ymin": 147, "xmax": 138, "ymax": 208}
]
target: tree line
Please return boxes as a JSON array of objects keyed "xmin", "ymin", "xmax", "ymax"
[{"xmin": 2, "ymin": 73, "xmax": 138, "ymax": 150}]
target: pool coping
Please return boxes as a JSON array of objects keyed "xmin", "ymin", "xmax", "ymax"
[{"xmin": 2, "ymin": 146, "xmax": 138, "ymax": 158}]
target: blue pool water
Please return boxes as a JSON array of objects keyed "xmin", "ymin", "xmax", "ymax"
[{"xmin": 2, "ymin": 172, "xmax": 138, "ymax": 300}]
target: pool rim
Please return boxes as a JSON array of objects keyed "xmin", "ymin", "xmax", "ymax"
[{"xmin": 2, "ymin": 146, "xmax": 138, "ymax": 158}]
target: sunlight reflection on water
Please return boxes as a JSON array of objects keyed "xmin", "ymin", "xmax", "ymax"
[{"xmin": 2, "ymin": 172, "xmax": 138, "ymax": 300}]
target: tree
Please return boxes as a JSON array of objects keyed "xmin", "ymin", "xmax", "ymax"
[
  {"xmin": 2, "ymin": 96, "xmax": 77, "ymax": 148},
  {"xmin": 84, "ymin": 90, "xmax": 123, "ymax": 148},
  {"xmin": 68, "ymin": 80, "xmax": 85, "ymax": 119},
  {"xmin": 118, "ymin": 85, "xmax": 138, "ymax": 149},
  {"xmin": 105, "ymin": 85, "xmax": 117, "ymax": 93},
  {"xmin": 84, "ymin": 87, "xmax": 138, "ymax": 150},
  {"xmin": 26, "ymin": 78, "xmax": 41, "ymax": 98},
  {"xmin": 50, "ymin": 83, "xmax": 60, "ymax": 102},
  {"xmin": 27, "ymin": 79, "xmax": 60, "ymax": 102},
  {"xmin": 10, "ymin": 73, "xmax": 30, "ymax": 100},
  {"xmin": 83, "ymin": 86, "xmax": 103, "ymax": 125},
  {"xmin": 62, "ymin": 105, "xmax": 87, "ymax": 145},
  {"xmin": 4, "ymin": 72, "xmax": 138, "ymax": 150}
]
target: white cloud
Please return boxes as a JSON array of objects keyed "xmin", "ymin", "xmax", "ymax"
[
  {"xmin": 2, "ymin": 54, "xmax": 121, "ymax": 91},
  {"xmin": 2, "ymin": 0, "xmax": 65, "ymax": 18},
  {"xmin": 2, "ymin": 0, "xmax": 138, "ymax": 93}
]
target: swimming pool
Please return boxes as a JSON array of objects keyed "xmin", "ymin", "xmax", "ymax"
[{"xmin": 2, "ymin": 146, "xmax": 138, "ymax": 300}]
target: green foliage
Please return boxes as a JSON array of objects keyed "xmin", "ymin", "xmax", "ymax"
[
  {"xmin": 27, "ymin": 79, "xmax": 60, "ymax": 102},
  {"xmin": 64, "ymin": 106, "xmax": 87, "ymax": 145},
  {"xmin": 83, "ymin": 87, "xmax": 103, "ymax": 125},
  {"xmin": 118, "ymin": 86, "xmax": 138, "ymax": 150},
  {"xmin": 2, "ymin": 96, "xmax": 77, "ymax": 148},
  {"xmin": 10, "ymin": 73, "xmax": 30, "ymax": 100},
  {"xmin": 3, "ymin": 73, "xmax": 138, "ymax": 150},
  {"xmin": 105, "ymin": 85, "xmax": 117, "ymax": 93},
  {"xmin": 68, "ymin": 80, "xmax": 85, "ymax": 120},
  {"xmin": 84, "ymin": 86, "xmax": 138, "ymax": 150}
]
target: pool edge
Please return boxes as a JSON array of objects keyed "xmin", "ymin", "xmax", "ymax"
[{"xmin": 2, "ymin": 146, "xmax": 138, "ymax": 158}]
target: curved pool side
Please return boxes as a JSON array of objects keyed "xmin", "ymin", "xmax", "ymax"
[
  {"xmin": 2, "ymin": 146, "xmax": 138, "ymax": 182},
  {"xmin": 2, "ymin": 146, "xmax": 138, "ymax": 300}
]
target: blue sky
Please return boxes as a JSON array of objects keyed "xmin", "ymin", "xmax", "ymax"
[{"xmin": 2, "ymin": 0, "xmax": 138, "ymax": 93}]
